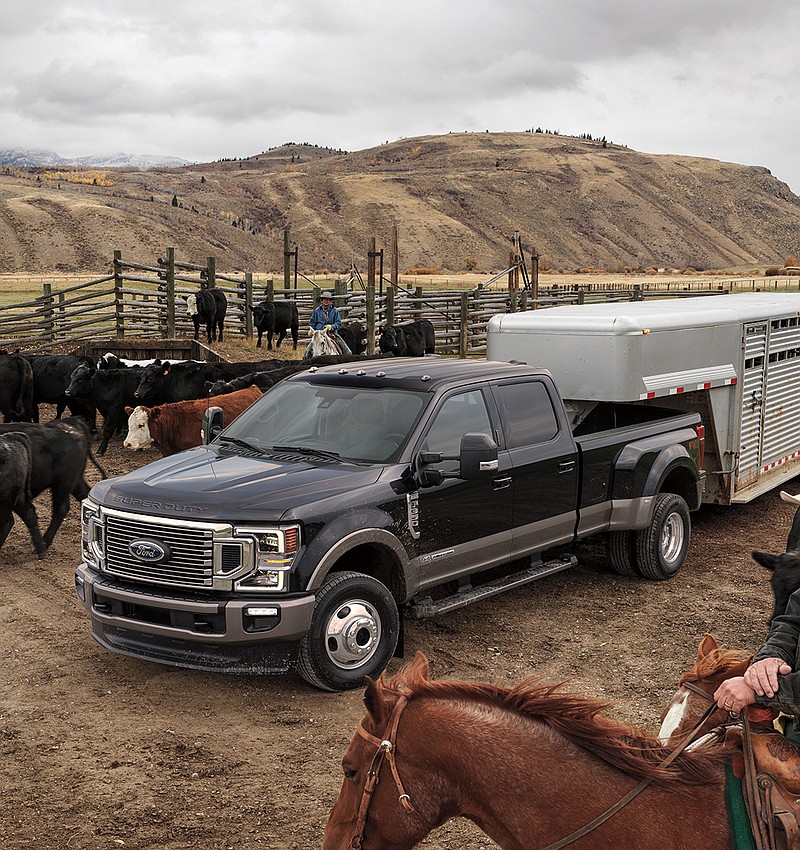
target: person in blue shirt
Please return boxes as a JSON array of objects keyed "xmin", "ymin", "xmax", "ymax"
[{"xmin": 304, "ymin": 291, "xmax": 352, "ymax": 357}]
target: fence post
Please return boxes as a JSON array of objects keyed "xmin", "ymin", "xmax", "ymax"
[
  {"xmin": 367, "ymin": 237, "xmax": 376, "ymax": 291},
  {"xmin": 113, "ymin": 249, "xmax": 124, "ymax": 339},
  {"xmin": 283, "ymin": 230, "xmax": 291, "ymax": 289},
  {"xmin": 366, "ymin": 286, "xmax": 376, "ymax": 355},
  {"xmin": 633, "ymin": 284, "xmax": 642, "ymax": 302},
  {"xmin": 577, "ymin": 289, "xmax": 585, "ymax": 305},
  {"xmin": 414, "ymin": 286, "xmax": 423, "ymax": 321},
  {"xmin": 206, "ymin": 256, "xmax": 216, "ymax": 289},
  {"xmin": 165, "ymin": 247, "xmax": 176, "ymax": 338},
  {"xmin": 531, "ymin": 250, "xmax": 539, "ymax": 308},
  {"xmin": 520, "ymin": 290, "xmax": 528, "ymax": 311},
  {"xmin": 42, "ymin": 283, "xmax": 55, "ymax": 343},
  {"xmin": 244, "ymin": 272, "xmax": 253, "ymax": 338},
  {"xmin": 385, "ymin": 285, "xmax": 395, "ymax": 326},
  {"xmin": 459, "ymin": 291, "xmax": 469, "ymax": 358},
  {"xmin": 266, "ymin": 279, "xmax": 274, "ymax": 302}
]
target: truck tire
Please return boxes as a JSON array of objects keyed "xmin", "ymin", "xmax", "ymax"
[
  {"xmin": 635, "ymin": 493, "xmax": 691, "ymax": 581},
  {"xmin": 297, "ymin": 571, "xmax": 400, "ymax": 692},
  {"xmin": 607, "ymin": 531, "xmax": 639, "ymax": 577}
]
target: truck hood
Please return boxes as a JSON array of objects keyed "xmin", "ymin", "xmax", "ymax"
[{"xmin": 90, "ymin": 446, "xmax": 385, "ymax": 522}]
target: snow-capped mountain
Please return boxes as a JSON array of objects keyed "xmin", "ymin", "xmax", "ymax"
[{"xmin": 0, "ymin": 148, "xmax": 191, "ymax": 169}]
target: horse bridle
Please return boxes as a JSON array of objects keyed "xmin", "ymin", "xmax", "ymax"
[
  {"xmin": 350, "ymin": 694, "xmax": 433, "ymax": 850},
  {"xmin": 348, "ymin": 689, "xmax": 718, "ymax": 850}
]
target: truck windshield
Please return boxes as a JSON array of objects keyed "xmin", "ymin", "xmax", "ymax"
[{"xmin": 217, "ymin": 380, "xmax": 427, "ymax": 464}]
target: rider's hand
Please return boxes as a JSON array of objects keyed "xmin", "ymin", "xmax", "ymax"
[
  {"xmin": 744, "ymin": 657, "xmax": 792, "ymax": 698},
  {"xmin": 307, "ymin": 327, "xmax": 313, "ymax": 336},
  {"xmin": 324, "ymin": 324, "xmax": 332, "ymax": 331},
  {"xmin": 713, "ymin": 676, "xmax": 757, "ymax": 714}
]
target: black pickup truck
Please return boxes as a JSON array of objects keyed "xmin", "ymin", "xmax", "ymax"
[{"xmin": 76, "ymin": 358, "xmax": 704, "ymax": 690}]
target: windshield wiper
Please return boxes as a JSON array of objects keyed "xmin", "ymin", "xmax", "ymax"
[
  {"xmin": 217, "ymin": 435, "xmax": 269, "ymax": 455},
  {"xmin": 271, "ymin": 445, "xmax": 341, "ymax": 461}
]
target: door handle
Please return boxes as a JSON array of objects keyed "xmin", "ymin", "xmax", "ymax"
[
  {"xmin": 493, "ymin": 475, "xmax": 512, "ymax": 490},
  {"xmin": 558, "ymin": 461, "xmax": 576, "ymax": 473}
]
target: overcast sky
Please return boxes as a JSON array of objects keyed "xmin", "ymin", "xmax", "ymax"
[{"xmin": 3, "ymin": 0, "xmax": 800, "ymax": 191}]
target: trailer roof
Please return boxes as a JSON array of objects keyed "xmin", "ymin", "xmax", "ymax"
[{"xmin": 492, "ymin": 292, "xmax": 800, "ymax": 334}]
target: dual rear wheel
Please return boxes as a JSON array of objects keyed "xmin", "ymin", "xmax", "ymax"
[{"xmin": 607, "ymin": 493, "xmax": 691, "ymax": 581}]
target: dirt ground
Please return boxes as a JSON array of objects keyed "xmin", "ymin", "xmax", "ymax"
[{"xmin": 0, "ymin": 408, "xmax": 796, "ymax": 850}]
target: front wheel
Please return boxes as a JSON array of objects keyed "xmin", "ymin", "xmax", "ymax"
[
  {"xmin": 297, "ymin": 571, "xmax": 400, "ymax": 692},
  {"xmin": 635, "ymin": 493, "xmax": 691, "ymax": 581}
]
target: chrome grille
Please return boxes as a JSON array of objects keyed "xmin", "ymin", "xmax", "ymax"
[{"xmin": 105, "ymin": 513, "xmax": 215, "ymax": 589}]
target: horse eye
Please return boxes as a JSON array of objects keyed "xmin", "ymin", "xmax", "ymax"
[{"xmin": 343, "ymin": 767, "xmax": 358, "ymax": 781}]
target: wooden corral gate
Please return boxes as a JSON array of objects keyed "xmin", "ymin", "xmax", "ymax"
[{"xmin": 74, "ymin": 338, "xmax": 225, "ymax": 363}]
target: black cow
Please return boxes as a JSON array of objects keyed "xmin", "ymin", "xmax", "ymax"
[
  {"xmin": 753, "ymin": 490, "xmax": 800, "ymax": 624},
  {"xmin": 133, "ymin": 359, "xmax": 278, "ymax": 405},
  {"xmin": 0, "ymin": 418, "xmax": 106, "ymax": 549},
  {"xmin": 0, "ymin": 353, "xmax": 34, "ymax": 422},
  {"xmin": 0, "ymin": 432, "xmax": 46, "ymax": 558},
  {"xmin": 339, "ymin": 321, "xmax": 368, "ymax": 355},
  {"xmin": 378, "ymin": 319, "xmax": 435, "ymax": 357},
  {"xmin": 252, "ymin": 300, "xmax": 299, "ymax": 349},
  {"xmin": 24, "ymin": 354, "xmax": 97, "ymax": 430},
  {"xmin": 184, "ymin": 288, "xmax": 227, "ymax": 343},
  {"xmin": 65, "ymin": 364, "xmax": 145, "ymax": 454}
]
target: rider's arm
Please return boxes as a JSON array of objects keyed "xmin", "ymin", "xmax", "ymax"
[
  {"xmin": 327, "ymin": 306, "xmax": 343, "ymax": 332},
  {"xmin": 309, "ymin": 307, "xmax": 325, "ymax": 330},
  {"xmin": 748, "ymin": 589, "xmax": 800, "ymax": 712}
]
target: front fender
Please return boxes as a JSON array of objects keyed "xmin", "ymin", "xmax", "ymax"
[{"xmin": 298, "ymin": 510, "xmax": 411, "ymax": 593}]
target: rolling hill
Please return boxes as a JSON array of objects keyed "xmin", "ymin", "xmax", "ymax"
[{"xmin": 0, "ymin": 132, "xmax": 798, "ymax": 275}]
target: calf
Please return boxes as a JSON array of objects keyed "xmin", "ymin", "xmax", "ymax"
[
  {"xmin": 133, "ymin": 359, "xmax": 277, "ymax": 405},
  {"xmin": 378, "ymin": 319, "xmax": 435, "ymax": 357},
  {"xmin": 252, "ymin": 300, "xmax": 299, "ymax": 349},
  {"xmin": 0, "ymin": 432, "xmax": 46, "ymax": 558},
  {"xmin": 339, "ymin": 320, "xmax": 368, "ymax": 355},
  {"xmin": 124, "ymin": 385, "xmax": 263, "ymax": 456},
  {"xmin": 753, "ymin": 490, "xmax": 800, "ymax": 623},
  {"xmin": 0, "ymin": 418, "xmax": 106, "ymax": 549},
  {"xmin": 0, "ymin": 353, "xmax": 34, "ymax": 422},
  {"xmin": 65, "ymin": 363, "xmax": 144, "ymax": 454},
  {"xmin": 184, "ymin": 288, "xmax": 227, "ymax": 343},
  {"xmin": 24, "ymin": 354, "xmax": 97, "ymax": 429}
]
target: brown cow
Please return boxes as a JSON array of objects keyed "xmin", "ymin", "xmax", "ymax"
[{"xmin": 124, "ymin": 385, "xmax": 262, "ymax": 456}]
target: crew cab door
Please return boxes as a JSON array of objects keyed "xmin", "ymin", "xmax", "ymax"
[
  {"xmin": 414, "ymin": 387, "xmax": 514, "ymax": 584},
  {"xmin": 490, "ymin": 378, "xmax": 579, "ymax": 556}
]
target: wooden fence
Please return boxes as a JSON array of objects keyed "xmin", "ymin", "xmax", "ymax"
[{"xmin": 3, "ymin": 250, "xmax": 792, "ymax": 357}]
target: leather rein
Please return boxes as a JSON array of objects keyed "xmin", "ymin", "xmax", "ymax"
[{"xmin": 349, "ymin": 686, "xmax": 718, "ymax": 850}]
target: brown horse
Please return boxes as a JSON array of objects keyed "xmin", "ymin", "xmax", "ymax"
[
  {"xmin": 658, "ymin": 633, "xmax": 755, "ymax": 746},
  {"xmin": 324, "ymin": 652, "xmax": 731, "ymax": 850}
]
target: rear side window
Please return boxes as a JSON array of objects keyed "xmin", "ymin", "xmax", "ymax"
[{"xmin": 494, "ymin": 381, "xmax": 559, "ymax": 447}]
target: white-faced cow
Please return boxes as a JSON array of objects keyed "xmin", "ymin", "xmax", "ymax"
[
  {"xmin": 0, "ymin": 353, "xmax": 34, "ymax": 422},
  {"xmin": 0, "ymin": 431, "xmax": 46, "ymax": 558},
  {"xmin": 752, "ymin": 490, "xmax": 800, "ymax": 624},
  {"xmin": 184, "ymin": 288, "xmax": 227, "ymax": 343},
  {"xmin": 0, "ymin": 418, "xmax": 106, "ymax": 550},
  {"xmin": 378, "ymin": 319, "xmax": 435, "ymax": 357},
  {"xmin": 124, "ymin": 385, "xmax": 263, "ymax": 456},
  {"xmin": 251, "ymin": 300, "xmax": 299, "ymax": 350}
]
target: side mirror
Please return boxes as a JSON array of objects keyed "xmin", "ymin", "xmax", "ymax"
[
  {"xmin": 201, "ymin": 406, "xmax": 224, "ymax": 444},
  {"xmin": 459, "ymin": 433, "xmax": 499, "ymax": 479},
  {"xmin": 417, "ymin": 432, "xmax": 498, "ymax": 486}
]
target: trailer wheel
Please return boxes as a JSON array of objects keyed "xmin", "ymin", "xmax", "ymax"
[
  {"xmin": 635, "ymin": 493, "xmax": 691, "ymax": 581},
  {"xmin": 297, "ymin": 571, "xmax": 399, "ymax": 692},
  {"xmin": 607, "ymin": 531, "xmax": 639, "ymax": 577}
]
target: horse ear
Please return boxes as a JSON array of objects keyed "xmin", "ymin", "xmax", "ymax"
[
  {"xmin": 406, "ymin": 651, "xmax": 430, "ymax": 681},
  {"xmin": 363, "ymin": 677, "xmax": 391, "ymax": 729},
  {"xmin": 697, "ymin": 633, "xmax": 719, "ymax": 659}
]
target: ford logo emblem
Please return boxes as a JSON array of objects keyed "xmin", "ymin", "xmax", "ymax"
[{"xmin": 128, "ymin": 539, "xmax": 170, "ymax": 564}]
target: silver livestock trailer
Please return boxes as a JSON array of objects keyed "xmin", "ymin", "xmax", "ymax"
[{"xmin": 487, "ymin": 293, "xmax": 800, "ymax": 505}]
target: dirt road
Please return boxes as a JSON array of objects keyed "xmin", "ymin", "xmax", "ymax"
[{"xmin": 0, "ymin": 422, "xmax": 793, "ymax": 849}]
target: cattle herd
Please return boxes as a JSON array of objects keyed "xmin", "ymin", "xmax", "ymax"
[{"xmin": 0, "ymin": 285, "xmax": 441, "ymax": 560}]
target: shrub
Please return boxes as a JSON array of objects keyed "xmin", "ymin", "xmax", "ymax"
[
  {"xmin": 786, "ymin": 256, "xmax": 798, "ymax": 267},
  {"xmin": 464, "ymin": 256, "xmax": 478, "ymax": 271},
  {"xmin": 404, "ymin": 267, "xmax": 438, "ymax": 275},
  {"xmin": 765, "ymin": 265, "xmax": 781, "ymax": 276}
]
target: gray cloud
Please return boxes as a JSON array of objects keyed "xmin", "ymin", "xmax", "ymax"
[{"xmin": 2, "ymin": 0, "xmax": 800, "ymax": 191}]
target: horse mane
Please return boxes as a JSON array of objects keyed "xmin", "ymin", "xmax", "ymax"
[
  {"xmin": 380, "ymin": 658, "xmax": 726, "ymax": 786},
  {"xmin": 678, "ymin": 645, "xmax": 752, "ymax": 685}
]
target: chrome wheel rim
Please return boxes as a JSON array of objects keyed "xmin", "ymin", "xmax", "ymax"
[
  {"xmin": 324, "ymin": 599, "xmax": 381, "ymax": 670},
  {"xmin": 661, "ymin": 512, "xmax": 685, "ymax": 564}
]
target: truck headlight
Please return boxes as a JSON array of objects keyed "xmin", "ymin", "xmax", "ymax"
[
  {"xmin": 81, "ymin": 498, "xmax": 103, "ymax": 569},
  {"xmin": 234, "ymin": 526, "xmax": 300, "ymax": 592}
]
